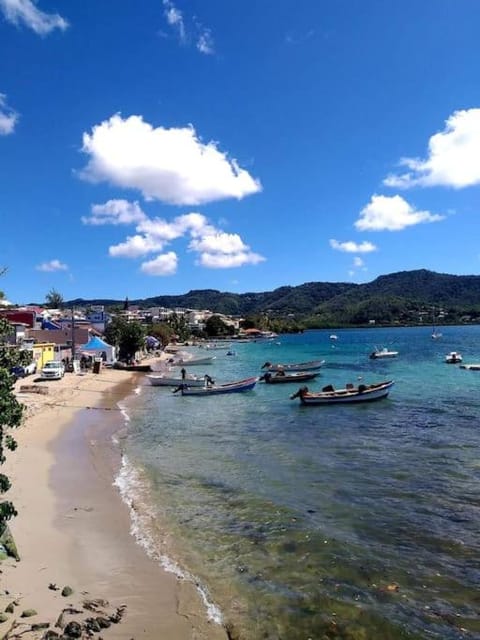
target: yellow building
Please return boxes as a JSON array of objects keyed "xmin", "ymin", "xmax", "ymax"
[{"xmin": 32, "ymin": 342, "xmax": 55, "ymax": 369}]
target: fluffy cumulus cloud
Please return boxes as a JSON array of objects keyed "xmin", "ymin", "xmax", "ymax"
[
  {"xmin": 140, "ymin": 251, "xmax": 178, "ymax": 276},
  {"xmin": 384, "ymin": 108, "xmax": 480, "ymax": 189},
  {"xmin": 36, "ymin": 259, "xmax": 68, "ymax": 272},
  {"xmin": 84, "ymin": 203, "xmax": 266, "ymax": 275},
  {"xmin": 0, "ymin": 94, "xmax": 18, "ymax": 135},
  {"xmin": 355, "ymin": 194, "xmax": 444, "ymax": 231},
  {"xmin": 0, "ymin": 0, "xmax": 68, "ymax": 34},
  {"xmin": 329, "ymin": 239, "xmax": 377, "ymax": 253},
  {"xmin": 82, "ymin": 199, "xmax": 147, "ymax": 226},
  {"xmin": 80, "ymin": 114, "xmax": 261, "ymax": 205}
]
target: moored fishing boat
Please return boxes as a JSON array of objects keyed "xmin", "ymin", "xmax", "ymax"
[
  {"xmin": 174, "ymin": 376, "xmax": 259, "ymax": 396},
  {"xmin": 290, "ymin": 380, "xmax": 394, "ymax": 405},
  {"xmin": 167, "ymin": 354, "xmax": 216, "ymax": 366},
  {"xmin": 369, "ymin": 347, "xmax": 398, "ymax": 359},
  {"xmin": 147, "ymin": 372, "xmax": 208, "ymax": 387},
  {"xmin": 260, "ymin": 371, "xmax": 319, "ymax": 384},
  {"xmin": 261, "ymin": 359, "xmax": 325, "ymax": 372},
  {"xmin": 445, "ymin": 351, "xmax": 462, "ymax": 364}
]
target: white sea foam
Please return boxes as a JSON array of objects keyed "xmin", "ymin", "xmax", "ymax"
[{"xmin": 113, "ymin": 455, "xmax": 223, "ymax": 625}]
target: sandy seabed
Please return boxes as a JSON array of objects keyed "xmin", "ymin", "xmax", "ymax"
[{"xmin": 0, "ymin": 363, "xmax": 227, "ymax": 640}]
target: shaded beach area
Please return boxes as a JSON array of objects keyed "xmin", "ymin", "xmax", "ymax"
[{"xmin": 1, "ymin": 364, "xmax": 227, "ymax": 639}]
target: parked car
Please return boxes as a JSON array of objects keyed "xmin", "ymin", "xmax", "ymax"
[
  {"xmin": 10, "ymin": 361, "xmax": 37, "ymax": 380},
  {"xmin": 40, "ymin": 361, "xmax": 65, "ymax": 380}
]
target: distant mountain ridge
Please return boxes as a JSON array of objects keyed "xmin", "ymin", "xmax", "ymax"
[{"xmin": 65, "ymin": 270, "xmax": 480, "ymax": 323}]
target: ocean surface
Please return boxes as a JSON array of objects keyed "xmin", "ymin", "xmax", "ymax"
[{"xmin": 116, "ymin": 327, "xmax": 480, "ymax": 640}]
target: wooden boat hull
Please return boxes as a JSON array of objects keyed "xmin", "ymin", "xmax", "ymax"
[
  {"xmin": 178, "ymin": 376, "xmax": 259, "ymax": 396},
  {"xmin": 168, "ymin": 356, "xmax": 216, "ymax": 366},
  {"xmin": 147, "ymin": 374, "xmax": 206, "ymax": 387},
  {"xmin": 261, "ymin": 371, "xmax": 319, "ymax": 384},
  {"xmin": 291, "ymin": 381, "xmax": 394, "ymax": 405},
  {"xmin": 262, "ymin": 360, "xmax": 325, "ymax": 372}
]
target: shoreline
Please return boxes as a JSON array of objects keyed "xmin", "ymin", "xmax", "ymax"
[{"xmin": 1, "ymin": 365, "xmax": 227, "ymax": 639}]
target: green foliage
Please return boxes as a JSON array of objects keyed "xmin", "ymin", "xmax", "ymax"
[
  {"xmin": 45, "ymin": 288, "xmax": 64, "ymax": 309},
  {"xmin": 104, "ymin": 317, "xmax": 146, "ymax": 361},
  {"xmin": 204, "ymin": 315, "xmax": 235, "ymax": 337},
  {"xmin": 148, "ymin": 322, "xmax": 175, "ymax": 347}
]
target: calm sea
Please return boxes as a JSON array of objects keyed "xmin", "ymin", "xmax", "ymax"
[{"xmin": 115, "ymin": 327, "xmax": 480, "ymax": 640}]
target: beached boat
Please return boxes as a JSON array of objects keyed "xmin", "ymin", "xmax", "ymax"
[
  {"xmin": 369, "ymin": 347, "xmax": 398, "ymax": 359},
  {"xmin": 290, "ymin": 380, "xmax": 395, "ymax": 405},
  {"xmin": 175, "ymin": 376, "xmax": 259, "ymax": 396},
  {"xmin": 167, "ymin": 354, "xmax": 216, "ymax": 366},
  {"xmin": 445, "ymin": 351, "xmax": 462, "ymax": 364},
  {"xmin": 261, "ymin": 359, "xmax": 325, "ymax": 373},
  {"xmin": 146, "ymin": 372, "xmax": 209, "ymax": 387},
  {"xmin": 114, "ymin": 362, "xmax": 152, "ymax": 372},
  {"xmin": 260, "ymin": 371, "xmax": 319, "ymax": 384}
]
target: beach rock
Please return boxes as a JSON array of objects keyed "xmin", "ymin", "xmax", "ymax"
[
  {"xmin": 21, "ymin": 608, "xmax": 38, "ymax": 618},
  {"xmin": 5, "ymin": 601, "xmax": 15, "ymax": 613},
  {"xmin": 85, "ymin": 618, "xmax": 101, "ymax": 632},
  {"xmin": 0, "ymin": 613, "xmax": 9, "ymax": 623},
  {"xmin": 95, "ymin": 616, "xmax": 111, "ymax": 629},
  {"xmin": 31, "ymin": 622, "xmax": 50, "ymax": 630},
  {"xmin": 42, "ymin": 631, "xmax": 60, "ymax": 639},
  {"xmin": 63, "ymin": 620, "xmax": 82, "ymax": 638},
  {"xmin": 61, "ymin": 585, "xmax": 74, "ymax": 597}
]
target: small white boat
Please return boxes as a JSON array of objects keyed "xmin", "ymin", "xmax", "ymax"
[
  {"xmin": 261, "ymin": 359, "xmax": 325, "ymax": 373},
  {"xmin": 147, "ymin": 372, "xmax": 208, "ymax": 387},
  {"xmin": 431, "ymin": 330, "xmax": 442, "ymax": 339},
  {"xmin": 290, "ymin": 380, "xmax": 394, "ymax": 405},
  {"xmin": 369, "ymin": 347, "xmax": 398, "ymax": 359},
  {"xmin": 174, "ymin": 376, "xmax": 259, "ymax": 396},
  {"xmin": 460, "ymin": 363, "xmax": 480, "ymax": 371},
  {"xmin": 445, "ymin": 351, "xmax": 462, "ymax": 364},
  {"xmin": 330, "ymin": 334, "xmax": 338, "ymax": 341},
  {"xmin": 167, "ymin": 354, "xmax": 216, "ymax": 366}
]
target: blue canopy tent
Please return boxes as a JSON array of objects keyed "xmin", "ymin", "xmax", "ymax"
[{"xmin": 78, "ymin": 335, "xmax": 116, "ymax": 364}]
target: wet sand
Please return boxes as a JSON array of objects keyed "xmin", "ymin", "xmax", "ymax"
[{"xmin": 0, "ymin": 366, "xmax": 227, "ymax": 639}]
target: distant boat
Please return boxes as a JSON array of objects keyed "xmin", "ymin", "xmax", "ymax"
[
  {"xmin": 290, "ymin": 380, "xmax": 395, "ymax": 406},
  {"xmin": 445, "ymin": 351, "xmax": 462, "ymax": 364},
  {"xmin": 460, "ymin": 363, "xmax": 480, "ymax": 371},
  {"xmin": 260, "ymin": 371, "xmax": 319, "ymax": 384},
  {"xmin": 431, "ymin": 329, "xmax": 442, "ymax": 339},
  {"xmin": 174, "ymin": 376, "xmax": 259, "ymax": 396},
  {"xmin": 261, "ymin": 359, "xmax": 325, "ymax": 372},
  {"xmin": 329, "ymin": 334, "xmax": 338, "ymax": 341},
  {"xmin": 369, "ymin": 347, "xmax": 398, "ymax": 359}
]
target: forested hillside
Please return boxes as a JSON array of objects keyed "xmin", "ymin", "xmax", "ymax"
[{"xmin": 67, "ymin": 270, "xmax": 480, "ymax": 326}]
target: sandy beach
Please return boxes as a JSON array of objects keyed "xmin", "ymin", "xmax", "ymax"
[{"xmin": 0, "ymin": 364, "xmax": 228, "ymax": 639}]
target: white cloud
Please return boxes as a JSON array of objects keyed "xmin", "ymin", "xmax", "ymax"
[
  {"xmin": 0, "ymin": 0, "xmax": 68, "ymax": 34},
  {"xmin": 80, "ymin": 114, "xmax": 261, "ymax": 205},
  {"xmin": 384, "ymin": 108, "xmax": 480, "ymax": 189},
  {"xmin": 162, "ymin": 0, "xmax": 215, "ymax": 55},
  {"xmin": 196, "ymin": 26, "xmax": 214, "ymax": 55},
  {"xmin": 190, "ymin": 232, "xmax": 265, "ymax": 269},
  {"xmin": 36, "ymin": 259, "xmax": 68, "ymax": 272},
  {"xmin": 353, "ymin": 256, "xmax": 364, "ymax": 268},
  {"xmin": 163, "ymin": 0, "xmax": 185, "ymax": 43},
  {"xmin": 198, "ymin": 251, "xmax": 265, "ymax": 269},
  {"xmin": 189, "ymin": 232, "xmax": 248, "ymax": 254},
  {"xmin": 0, "ymin": 94, "xmax": 18, "ymax": 135},
  {"xmin": 109, "ymin": 235, "xmax": 166, "ymax": 258},
  {"xmin": 141, "ymin": 251, "xmax": 178, "ymax": 276},
  {"xmin": 355, "ymin": 194, "xmax": 444, "ymax": 231},
  {"xmin": 329, "ymin": 239, "xmax": 377, "ymax": 253},
  {"xmin": 82, "ymin": 199, "xmax": 147, "ymax": 226},
  {"xmin": 138, "ymin": 212, "xmax": 216, "ymax": 242}
]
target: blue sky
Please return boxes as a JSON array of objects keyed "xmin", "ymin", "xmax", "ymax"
[{"xmin": 1, "ymin": 0, "xmax": 480, "ymax": 305}]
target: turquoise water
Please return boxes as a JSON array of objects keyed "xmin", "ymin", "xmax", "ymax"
[{"xmin": 118, "ymin": 327, "xmax": 480, "ymax": 639}]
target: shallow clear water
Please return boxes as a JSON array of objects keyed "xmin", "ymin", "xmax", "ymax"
[{"xmin": 119, "ymin": 327, "xmax": 480, "ymax": 639}]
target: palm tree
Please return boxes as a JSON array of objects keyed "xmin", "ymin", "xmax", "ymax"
[{"xmin": 45, "ymin": 288, "xmax": 64, "ymax": 309}]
